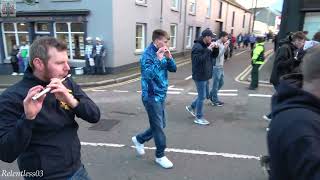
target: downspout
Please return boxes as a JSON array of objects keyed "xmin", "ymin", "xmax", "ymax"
[
  {"xmin": 182, "ymin": 0, "xmax": 187, "ymax": 53},
  {"xmin": 160, "ymin": 0, "xmax": 163, "ymax": 28},
  {"xmin": 225, "ymin": 2, "xmax": 229, "ymax": 31}
]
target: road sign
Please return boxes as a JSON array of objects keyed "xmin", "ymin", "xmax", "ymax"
[{"xmin": 1, "ymin": 0, "xmax": 16, "ymax": 17}]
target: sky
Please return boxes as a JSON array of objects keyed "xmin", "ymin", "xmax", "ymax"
[{"xmin": 236, "ymin": 0, "xmax": 284, "ymax": 12}]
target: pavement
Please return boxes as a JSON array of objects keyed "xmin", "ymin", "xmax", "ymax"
[
  {"xmin": 0, "ymin": 43, "xmax": 275, "ymax": 180},
  {"xmin": 0, "ymin": 55, "xmax": 191, "ymax": 89}
]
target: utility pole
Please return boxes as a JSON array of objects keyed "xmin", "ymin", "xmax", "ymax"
[{"xmin": 251, "ymin": 0, "xmax": 258, "ymax": 33}]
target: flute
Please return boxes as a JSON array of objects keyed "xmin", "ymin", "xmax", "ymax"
[{"xmin": 32, "ymin": 74, "xmax": 71, "ymax": 101}]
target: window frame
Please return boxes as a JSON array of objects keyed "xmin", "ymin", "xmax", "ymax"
[
  {"xmin": 186, "ymin": 26, "xmax": 193, "ymax": 48},
  {"xmin": 189, "ymin": 0, "xmax": 196, "ymax": 15},
  {"xmin": 170, "ymin": 24, "xmax": 177, "ymax": 50},
  {"xmin": 135, "ymin": 23, "xmax": 146, "ymax": 53},
  {"xmin": 171, "ymin": 0, "xmax": 180, "ymax": 11}
]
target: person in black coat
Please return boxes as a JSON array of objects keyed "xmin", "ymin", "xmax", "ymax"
[
  {"xmin": 270, "ymin": 31, "xmax": 306, "ymax": 87},
  {"xmin": 268, "ymin": 45, "xmax": 320, "ymax": 180},
  {"xmin": 10, "ymin": 45, "xmax": 19, "ymax": 75},
  {"xmin": 186, "ymin": 29, "xmax": 219, "ymax": 125},
  {"xmin": 0, "ymin": 37, "xmax": 100, "ymax": 179}
]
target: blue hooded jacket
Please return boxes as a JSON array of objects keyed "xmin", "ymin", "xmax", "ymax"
[{"xmin": 140, "ymin": 43, "xmax": 177, "ymax": 102}]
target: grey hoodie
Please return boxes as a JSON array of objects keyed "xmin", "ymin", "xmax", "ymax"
[{"xmin": 214, "ymin": 39, "xmax": 227, "ymax": 67}]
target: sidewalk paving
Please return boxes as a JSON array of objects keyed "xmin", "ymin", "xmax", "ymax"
[{"xmin": 0, "ymin": 55, "xmax": 191, "ymax": 89}]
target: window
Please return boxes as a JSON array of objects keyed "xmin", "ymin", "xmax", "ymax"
[
  {"xmin": 206, "ymin": 0, "xmax": 211, "ymax": 18},
  {"xmin": 232, "ymin": 11, "xmax": 235, "ymax": 27},
  {"xmin": 303, "ymin": 12, "xmax": 320, "ymax": 40},
  {"xmin": 170, "ymin": 24, "xmax": 177, "ymax": 49},
  {"xmin": 189, "ymin": 0, "xmax": 196, "ymax": 14},
  {"xmin": 1, "ymin": 23, "xmax": 29, "ymax": 59},
  {"xmin": 55, "ymin": 22, "xmax": 85, "ymax": 60},
  {"xmin": 171, "ymin": 0, "xmax": 179, "ymax": 10},
  {"xmin": 136, "ymin": 0, "xmax": 146, "ymax": 4},
  {"xmin": 135, "ymin": 23, "xmax": 146, "ymax": 52},
  {"xmin": 242, "ymin": 15, "xmax": 246, "ymax": 28},
  {"xmin": 35, "ymin": 23, "xmax": 50, "ymax": 38},
  {"xmin": 218, "ymin": 1, "xmax": 223, "ymax": 19},
  {"xmin": 186, "ymin": 26, "xmax": 193, "ymax": 48}
]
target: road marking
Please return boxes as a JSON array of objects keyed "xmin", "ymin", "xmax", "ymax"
[
  {"xmin": 81, "ymin": 142, "xmax": 259, "ymax": 160},
  {"xmin": 81, "ymin": 142, "xmax": 125, "ymax": 148},
  {"xmin": 168, "ymin": 87, "xmax": 184, "ymax": 91},
  {"xmin": 91, "ymin": 89, "xmax": 107, "ymax": 92},
  {"xmin": 80, "ymin": 141, "xmax": 259, "ymax": 160},
  {"xmin": 137, "ymin": 90, "xmax": 142, "ymax": 93},
  {"xmin": 188, "ymin": 92, "xmax": 238, "ymax": 96},
  {"xmin": 219, "ymin": 89, "xmax": 238, "ymax": 92},
  {"xmin": 235, "ymin": 50, "xmax": 248, "ymax": 56},
  {"xmin": 234, "ymin": 49, "xmax": 274, "ymax": 88},
  {"xmin": 249, "ymin": 94, "xmax": 272, "ymax": 98},
  {"xmin": 113, "ymin": 90, "xmax": 129, "ymax": 93},
  {"xmin": 167, "ymin": 91, "xmax": 181, "ymax": 95},
  {"xmin": 185, "ymin": 75, "xmax": 192, "ymax": 80}
]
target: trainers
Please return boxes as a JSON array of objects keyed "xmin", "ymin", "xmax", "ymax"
[
  {"xmin": 263, "ymin": 115, "xmax": 271, "ymax": 122},
  {"xmin": 19, "ymin": 73, "xmax": 24, "ymax": 76},
  {"xmin": 193, "ymin": 118, "xmax": 210, "ymax": 125},
  {"xmin": 131, "ymin": 136, "xmax": 145, "ymax": 155},
  {"xmin": 155, "ymin": 156, "xmax": 173, "ymax": 169},
  {"xmin": 185, "ymin": 106, "xmax": 196, "ymax": 117},
  {"xmin": 211, "ymin": 101, "xmax": 224, "ymax": 107},
  {"xmin": 11, "ymin": 72, "xmax": 18, "ymax": 75}
]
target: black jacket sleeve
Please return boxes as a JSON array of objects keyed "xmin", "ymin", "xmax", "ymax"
[
  {"xmin": 212, "ymin": 47, "xmax": 219, "ymax": 59},
  {"xmin": 285, "ymin": 136, "xmax": 320, "ymax": 180},
  {"xmin": 0, "ymin": 93, "xmax": 34, "ymax": 163},
  {"xmin": 69, "ymin": 80, "xmax": 101, "ymax": 123}
]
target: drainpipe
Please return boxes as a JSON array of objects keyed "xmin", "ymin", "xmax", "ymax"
[
  {"xmin": 182, "ymin": 0, "xmax": 187, "ymax": 53},
  {"xmin": 225, "ymin": 2, "xmax": 229, "ymax": 31},
  {"xmin": 160, "ymin": 0, "xmax": 163, "ymax": 28}
]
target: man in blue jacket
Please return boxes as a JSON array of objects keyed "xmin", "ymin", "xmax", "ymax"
[
  {"xmin": 131, "ymin": 29, "xmax": 176, "ymax": 169},
  {"xmin": 268, "ymin": 45, "xmax": 320, "ymax": 180},
  {"xmin": 0, "ymin": 37, "xmax": 100, "ymax": 179}
]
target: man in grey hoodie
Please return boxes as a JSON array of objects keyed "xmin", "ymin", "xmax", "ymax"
[{"xmin": 210, "ymin": 31, "xmax": 229, "ymax": 106}]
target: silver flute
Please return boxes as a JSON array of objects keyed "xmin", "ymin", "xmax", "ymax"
[{"xmin": 32, "ymin": 74, "xmax": 71, "ymax": 101}]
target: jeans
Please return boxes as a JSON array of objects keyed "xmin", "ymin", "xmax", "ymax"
[
  {"xmin": 23, "ymin": 57, "xmax": 29, "ymax": 72},
  {"xmin": 191, "ymin": 80, "xmax": 207, "ymax": 119},
  {"xmin": 67, "ymin": 165, "xmax": 91, "ymax": 180},
  {"xmin": 136, "ymin": 99, "xmax": 166, "ymax": 158},
  {"xmin": 210, "ymin": 66, "xmax": 224, "ymax": 103}
]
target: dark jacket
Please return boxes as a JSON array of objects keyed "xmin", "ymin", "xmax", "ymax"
[
  {"xmin": 10, "ymin": 48, "xmax": 19, "ymax": 63},
  {"xmin": 0, "ymin": 67, "xmax": 100, "ymax": 179},
  {"xmin": 268, "ymin": 80, "xmax": 320, "ymax": 180},
  {"xmin": 270, "ymin": 40, "xmax": 299, "ymax": 86},
  {"xmin": 191, "ymin": 38, "xmax": 219, "ymax": 81}
]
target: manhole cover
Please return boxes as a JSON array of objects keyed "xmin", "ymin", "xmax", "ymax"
[{"xmin": 89, "ymin": 119, "xmax": 120, "ymax": 131}]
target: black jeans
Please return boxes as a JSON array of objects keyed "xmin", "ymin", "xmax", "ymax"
[{"xmin": 250, "ymin": 64, "xmax": 261, "ymax": 88}]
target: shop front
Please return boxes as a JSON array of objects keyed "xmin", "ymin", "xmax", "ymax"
[{"xmin": 0, "ymin": 10, "xmax": 89, "ymax": 63}]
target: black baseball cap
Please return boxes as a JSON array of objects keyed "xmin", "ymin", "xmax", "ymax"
[{"xmin": 201, "ymin": 29, "xmax": 216, "ymax": 38}]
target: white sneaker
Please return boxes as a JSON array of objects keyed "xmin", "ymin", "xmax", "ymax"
[
  {"xmin": 131, "ymin": 136, "xmax": 145, "ymax": 155},
  {"xmin": 185, "ymin": 106, "xmax": 196, "ymax": 117},
  {"xmin": 193, "ymin": 118, "xmax": 210, "ymax": 125},
  {"xmin": 11, "ymin": 72, "xmax": 18, "ymax": 75},
  {"xmin": 263, "ymin": 115, "xmax": 271, "ymax": 122},
  {"xmin": 19, "ymin": 73, "xmax": 24, "ymax": 75},
  {"xmin": 155, "ymin": 156, "xmax": 173, "ymax": 169}
]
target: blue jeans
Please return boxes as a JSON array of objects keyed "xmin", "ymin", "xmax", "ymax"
[
  {"xmin": 136, "ymin": 99, "xmax": 166, "ymax": 158},
  {"xmin": 67, "ymin": 165, "xmax": 91, "ymax": 180},
  {"xmin": 191, "ymin": 80, "xmax": 207, "ymax": 119},
  {"xmin": 211, "ymin": 66, "xmax": 224, "ymax": 103}
]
